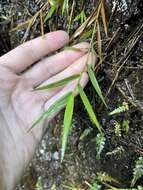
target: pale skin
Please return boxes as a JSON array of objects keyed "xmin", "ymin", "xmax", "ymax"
[{"xmin": 0, "ymin": 31, "xmax": 96, "ymax": 190}]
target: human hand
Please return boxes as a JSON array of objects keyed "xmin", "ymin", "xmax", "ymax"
[{"xmin": 0, "ymin": 31, "xmax": 95, "ymax": 190}]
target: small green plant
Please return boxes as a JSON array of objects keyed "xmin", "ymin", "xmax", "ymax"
[
  {"xmin": 106, "ymin": 146, "xmax": 125, "ymax": 157},
  {"xmin": 95, "ymin": 133, "xmax": 106, "ymax": 159},
  {"xmin": 96, "ymin": 172, "xmax": 119, "ymax": 184},
  {"xmin": 62, "ymin": 185, "xmax": 77, "ymax": 190},
  {"xmin": 79, "ymin": 128, "xmax": 92, "ymax": 141},
  {"xmin": 109, "ymin": 102, "xmax": 129, "ymax": 116},
  {"xmin": 114, "ymin": 121, "xmax": 122, "ymax": 137},
  {"xmin": 74, "ymin": 10, "xmax": 87, "ymax": 24},
  {"xmin": 44, "ymin": 0, "xmax": 57, "ymax": 23},
  {"xmin": 35, "ymin": 177, "xmax": 43, "ymax": 190},
  {"xmin": 122, "ymin": 119, "xmax": 130, "ymax": 134},
  {"xmin": 62, "ymin": 183, "xmax": 82, "ymax": 190},
  {"xmin": 30, "ymin": 58, "xmax": 104, "ymax": 160},
  {"xmin": 86, "ymin": 172, "xmax": 119, "ymax": 190},
  {"xmin": 131, "ymin": 157, "xmax": 143, "ymax": 187},
  {"xmin": 29, "ymin": 0, "xmax": 109, "ymax": 161},
  {"xmin": 85, "ymin": 181, "xmax": 101, "ymax": 190},
  {"xmin": 89, "ymin": 182, "xmax": 101, "ymax": 190},
  {"xmin": 111, "ymin": 119, "xmax": 130, "ymax": 138}
]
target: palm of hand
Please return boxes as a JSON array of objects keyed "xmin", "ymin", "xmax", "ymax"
[
  {"xmin": 0, "ymin": 65, "xmax": 44, "ymax": 189},
  {"xmin": 0, "ymin": 31, "xmax": 92, "ymax": 190}
]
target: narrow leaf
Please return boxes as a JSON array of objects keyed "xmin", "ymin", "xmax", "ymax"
[
  {"xmin": 74, "ymin": 10, "xmax": 86, "ymax": 24},
  {"xmin": 79, "ymin": 29, "xmax": 93, "ymax": 41},
  {"xmin": 78, "ymin": 84, "xmax": 102, "ymax": 133},
  {"xmin": 88, "ymin": 65, "xmax": 107, "ymax": 107},
  {"xmin": 61, "ymin": 93, "xmax": 74, "ymax": 161},
  {"xmin": 62, "ymin": 0, "xmax": 69, "ymax": 15},
  {"xmin": 106, "ymin": 146, "xmax": 125, "ymax": 156},
  {"xmin": 64, "ymin": 46, "xmax": 86, "ymax": 52},
  {"xmin": 36, "ymin": 74, "xmax": 80, "ymax": 90},
  {"xmin": 44, "ymin": 5, "xmax": 56, "ymax": 23},
  {"xmin": 29, "ymin": 92, "xmax": 72, "ymax": 131}
]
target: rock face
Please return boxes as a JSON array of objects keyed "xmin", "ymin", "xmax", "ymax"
[{"xmin": 0, "ymin": 0, "xmax": 143, "ymax": 189}]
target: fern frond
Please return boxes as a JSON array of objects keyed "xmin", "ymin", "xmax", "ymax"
[
  {"xmin": 106, "ymin": 146, "xmax": 125, "ymax": 156},
  {"xmin": 90, "ymin": 182, "xmax": 101, "ymax": 190},
  {"xmin": 131, "ymin": 157, "xmax": 143, "ymax": 187},
  {"xmin": 122, "ymin": 119, "xmax": 130, "ymax": 134},
  {"xmin": 97, "ymin": 172, "xmax": 119, "ymax": 184},
  {"xmin": 85, "ymin": 181, "xmax": 101, "ymax": 190},
  {"xmin": 114, "ymin": 121, "xmax": 121, "ymax": 137},
  {"xmin": 109, "ymin": 103, "xmax": 129, "ymax": 116},
  {"xmin": 95, "ymin": 134, "xmax": 106, "ymax": 159}
]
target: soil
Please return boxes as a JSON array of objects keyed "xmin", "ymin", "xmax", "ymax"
[{"xmin": 0, "ymin": 0, "xmax": 143, "ymax": 189}]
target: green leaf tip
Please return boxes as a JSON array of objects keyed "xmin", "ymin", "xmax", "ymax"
[
  {"xmin": 28, "ymin": 92, "xmax": 72, "ymax": 132},
  {"xmin": 78, "ymin": 84, "xmax": 102, "ymax": 134},
  {"xmin": 87, "ymin": 65, "xmax": 107, "ymax": 108},
  {"xmin": 35, "ymin": 74, "xmax": 80, "ymax": 90},
  {"xmin": 61, "ymin": 93, "xmax": 74, "ymax": 162}
]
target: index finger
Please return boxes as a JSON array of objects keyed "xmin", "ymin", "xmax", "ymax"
[{"xmin": 0, "ymin": 31, "xmax": 69, "ymax": 73}]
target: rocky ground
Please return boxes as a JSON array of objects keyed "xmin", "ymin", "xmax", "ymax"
[{"xmin": 0, "ymin": 0, "xmax": 143, "ymax": 189}]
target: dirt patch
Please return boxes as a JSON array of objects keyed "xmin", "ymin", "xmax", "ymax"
[{"xmin": 0, "ymin": 0, "xmax": 143, "ymax": 189}]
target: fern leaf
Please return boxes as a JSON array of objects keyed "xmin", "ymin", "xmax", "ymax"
[
  {"xmin": 122, "ymin": 119, "xmax": 129, "ymax": 134},
  {"xmin": 90, "ymin": 182, "xmax": 101, "ymax": 190},
  {"xmin": 109, "ymin": 103, "xmax": 129, "ymax": 116},
  {"xmin": 106, "ymin": 146, "xmax": 125, "ymax": 156},
  {"xmin": 114, "ymin": 121, "xmax": 121, "ymax": 137},
  {"xmin": 95, "ymin": 133, "xmax": 106, "ymax": 159},
  {"xmin": 131, "ymin": 157, "xmax": 143, "ymax": 187},
  {"xmin": 97, "ymin": 172, "xmax": 119, "ymax": 184},
  {"xmin": 79, "ymin": 128, "xmax": 92, "ymax": 141},
  {"xmin": 85, "ymin": 181, "xmax": 101, "ymax": 190}
]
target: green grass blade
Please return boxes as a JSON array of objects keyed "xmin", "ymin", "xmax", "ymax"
[
  {"xmin": 44, "ymin": 5, "xmax": 56, "ymax": 23},
  {"xmin": 64, "ymin": 46, "xmax": 86, "ymax": 52},
  {"xmin": 61, "ymin": 93, "xmax": 74, "ymax": 162},
  {"xmin": 78, "ymin": 84, "xmax": 102, "ymax": 134},
  {"xmin": 74, "ymin": 10, "xmax": 86, "ymax": 24},
  {"xmin": 36, "ymin": 74, "xmax": 80, "ymax": 90},
  {"xmin": 79, "ymin": 29, "xmax": 93, "ymax": 41},
  {"xmin": 28, "ymin": 92, "xmax": 72, "ymax": 131},
  {"xmin": 87, "ymin": 65, "xmax": 107, "ymax": 107},
  {"xmin": 62, "ymin": 0, "xmax": 69, "ymax": 15}
]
